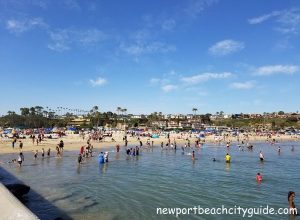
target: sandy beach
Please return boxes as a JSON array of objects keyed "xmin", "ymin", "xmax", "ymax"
[{"xmin": 1, "ymin": 132, "xmax": 299, "ymax": 155}]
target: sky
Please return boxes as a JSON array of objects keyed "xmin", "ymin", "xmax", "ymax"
[{"xmin": 0, "ymin": 0, "xmax": 300, "ymax": 115}]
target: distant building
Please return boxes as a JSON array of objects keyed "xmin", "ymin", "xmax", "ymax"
[{"xmin": 68, "ymin": 117, "xmax": 90, "ymax": 127}]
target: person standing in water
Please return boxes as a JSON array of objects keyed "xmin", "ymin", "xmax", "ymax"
[
  {"xmin": 192, "ymin": 151, "xmax": 195, "ymax": 160},
  {"xmin": 42, "ymin": 148, "xmax": 45, "ymax": 158},
  {"xmin": 225, "ymin": 153, "xmax": 231, "ymax": 163},
  {"xmin": 17, "ymin": 153, "xmax": 23, "ymax": 167},
  {"xmin": 259, "ymin": 151, "xmax": 264, "ymax": 161},
  {"xmin": 47, "ymin": 148, "xmax": 51, "ymax": 157},
  {"xmin": 59, "ymin": 140, "xmax": 64, "ymax": 152},
  {"xmin": 78, "ymin": 153, "xmax": 83, "ymax": 164},
  {"xmin": 288, "ymin": 191, "xmax": 297, "ymax": 215}
]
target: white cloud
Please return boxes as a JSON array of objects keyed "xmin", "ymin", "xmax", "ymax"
[
  {"xmin": 77, "ymin": 29, "xmax": 106, "ymax": 45},
  {"xmin": 48, "ymin": 28, "xmax": 106, "ymax": 52},
  {"xmin": 209, "ymin": 40, "xmax": 244, "ymax": 56},
  {"xmin": 181, "ymin": 72, "xmax": 232, "ymax": 85},
  {"xmin": 184, "ymin": 0, "xmax": 218, "ymax": 19},
  {"xmin": 230, "ymin": 81, "xmax": 255, "ymax": 89},
  {"xmin": 254, "ymin": 65, "xmax": 299, "ymax": 76},
  {"xmin": 47, "ymin": 42, "xmax": 70, "ymax": 52},
  {"xmin": 248, "ymin": 8, "xmax": 300, "ymax": 35},
  {"xmin": 149, "ymin": 78, "xmax": 161, "ymax": 84},
  {"xmin": 161, "ymin": 19, "xmax": 176, "ymax": 31},
  {"xmin": 248, "ymin": 11, "xmax": 282, "ymax": 24},
  {"xmin": 63, "ymin": 0, "xmax": 80, "ymax": 10},
  {"xmin": 161, "ymin": 84, "xmax": 177, "ymax": 92},
  {"xmin": 6, "ymin": 17, "xmax": 46, "ymax": 33},
  {"xmin": 89, "ymin": 77, "xmax": 107, "ymax": 87},
  {"xmin": 120, "ymin": 42, "xmax": 176, "ymax": 56}
]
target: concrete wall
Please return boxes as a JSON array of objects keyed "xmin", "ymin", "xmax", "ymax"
[{"xmin": 0, "ymin": 183, "xmax": 39, "ymax": 220}]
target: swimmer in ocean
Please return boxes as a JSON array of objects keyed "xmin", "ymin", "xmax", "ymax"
[{"xmin": 256, "ymin": 173, "xmax": 263, "ymax": 182}]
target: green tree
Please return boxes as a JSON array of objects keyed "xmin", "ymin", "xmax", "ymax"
[
  {"xmin": 192, "ymin": 108, "xmax": 198, "ymax": 116},
  {"xmin": 20, "ymin": 108, "xmax": 30, "ymax": 116}
]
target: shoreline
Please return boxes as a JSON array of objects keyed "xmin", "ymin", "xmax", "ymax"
[{"xmin": 1, "ymin": 133, "xmax": 299, "ymax": 155}]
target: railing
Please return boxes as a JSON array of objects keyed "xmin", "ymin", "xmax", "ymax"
[{"xmin": 0, "ymin": 183, "xmax": 39, "ymax": 220}]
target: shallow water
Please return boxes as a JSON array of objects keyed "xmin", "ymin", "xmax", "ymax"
[{"xmin": 0, "ymin": 142, "xmax": 299, "ymax": 220}]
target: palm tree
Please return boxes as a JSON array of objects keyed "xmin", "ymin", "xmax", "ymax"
[
  {"xmin": 121, "ymin": 108, "xmax": 127, "ymax": 131},
  {"xmin": 192, "ymin": 108, "xmax": 198, "ymax": 116},
  {"xmin": 30, "ymin": 107, "xmax": 36, "ymax": 116},
  {"xmin": 116, "ymin": 107, "xmax": 122, "ymax": 116},
  {"xmin": 20, "ymin": 107, "xmax": 30, "ymax": 116}
]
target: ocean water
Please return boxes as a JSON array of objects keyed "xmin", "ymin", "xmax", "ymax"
[{"xmin": 0, "ymin": 142, "xmax": 299, "ymax": 220}]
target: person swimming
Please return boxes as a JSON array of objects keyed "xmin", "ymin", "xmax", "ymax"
[
  {"xmin": 225, "ymin": 153, "xmax": 231, "ymax": 163},
  {"xmin": 213, "ymin": 158, "xmax": 216, "ymax": 162},
  {"xmin": 256, "ymin": 173, "xmax": 263, "ymax": 182}
]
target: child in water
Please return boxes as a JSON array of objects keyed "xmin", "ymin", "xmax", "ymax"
[{"xmin": 192, "ymin": 151, "xmax": 195, "ymax": 160}]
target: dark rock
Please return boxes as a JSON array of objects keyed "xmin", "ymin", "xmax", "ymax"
[{"xmin": 5, "ymin": 183, "xmax": 30, "ymax": 198}]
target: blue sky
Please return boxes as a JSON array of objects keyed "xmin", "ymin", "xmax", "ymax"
[{"xmin": 1, "ymin": 0, "xmax": 300, "ymax": 115}]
